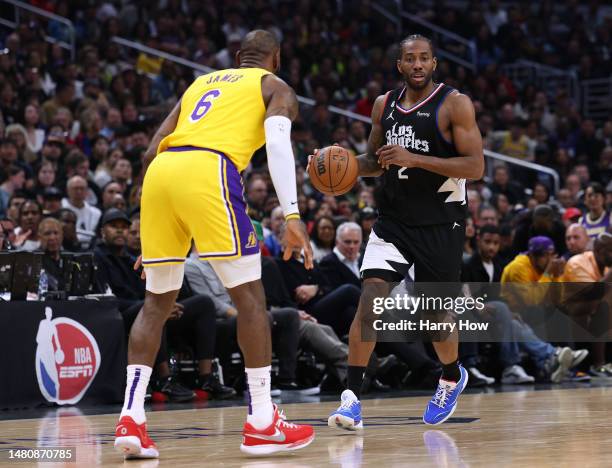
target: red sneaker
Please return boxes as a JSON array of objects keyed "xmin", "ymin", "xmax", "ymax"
[
  {"xmin": 240, "ymin": 406, "xmax": 315, "ymax": 455},
  {"xmin": 114, "ymin": 416, "xmax": 159, "ymax": 459}
]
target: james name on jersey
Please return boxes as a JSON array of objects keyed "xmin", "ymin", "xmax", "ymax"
[{"xmin": 385, "ymin": 123, "xmax": 430, "ymax": 153}]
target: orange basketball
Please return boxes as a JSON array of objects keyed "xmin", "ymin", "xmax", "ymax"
[{"xmin": 308, "ymin": 146, "xmax": 358, "ymax": 196}]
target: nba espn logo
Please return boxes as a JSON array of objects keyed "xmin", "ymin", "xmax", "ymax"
[{"xmin": 35, "ymin": 307, "xmax": 101, "ymax": 405}]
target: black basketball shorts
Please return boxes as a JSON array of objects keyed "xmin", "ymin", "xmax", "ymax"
[{"xmin": 360, "ymin": 218, "xmax": 465, "ymax": 283}]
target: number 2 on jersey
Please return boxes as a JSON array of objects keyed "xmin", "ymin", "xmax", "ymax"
[
  {"xmin": 398, "ymin": 167, "xmax": 409, "ymax": 179},
  {"xmin": 190, "ymin": 89, "xmax": 221, "ymax": 122}
]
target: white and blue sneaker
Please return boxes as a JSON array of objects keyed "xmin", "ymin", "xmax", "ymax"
[
  {"xmin": 423, "ymin": 365, "xmax": 468, "ymax": 425},
  {"xmin": 328, "ymin": 389, "xmax": 363, "ymax": 431}
]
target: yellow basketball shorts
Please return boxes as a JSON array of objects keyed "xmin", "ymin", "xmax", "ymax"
[{"xmin": 140, "ymin": 146, "xmax": 259, "ymax": 267}]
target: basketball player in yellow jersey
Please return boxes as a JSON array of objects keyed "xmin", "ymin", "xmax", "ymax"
[{"xmin": 114, "ymin": 30, "xmax": 315, "ymax": 459}]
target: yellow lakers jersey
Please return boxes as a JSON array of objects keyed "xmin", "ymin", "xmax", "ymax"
[{"xmin": 158, "ymin": 67, "xmax": 271, "ymax": 172}]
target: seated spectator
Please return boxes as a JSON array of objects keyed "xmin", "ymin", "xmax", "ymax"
[
  {"xmin": 0, "ymin": 165, "xmax": 26, "ymax": 218},
  {"xmin": 14, "ymin": 199, "xmax": 42, "ymax": 251},
  {"xmin": 63, "ymin": 150, "xmax": 100, "ymax": 207},
  {"xmin": 462, "ymin": 226, "xmax": 586, "ymax": 383},
  {"xmin": 126, "ymin": 215, "xmax": 141, "ymax": 257},
  {"xmin": 309, "ymin": 215, "xmax": 335, "ymax": 262},
  {"xmin": 94, "ymin": 209, "xmax": 228, "ymax": 401},
  {"xmin": 94, "ymin": 147, "xmax": 122, "ymax": 188},
  {"xmin": 562, "ymin": 207, "xmax": 582, "ymax": 227},
  {"xmin": 357, "ymin": 207, "xmax": 377, "ymax": 246},
  {"xmin": 563, "ymin": 232, "xmax": 612, "ymax": 377},
  {"xmin": 62, "ymin": 175, "xmax": 101, "ymax": 249},
  {"xmin": 512, "ymin": 204, "xmax": 567, "ymax": 256},
  {"xmin": 319, "ymin": 221, "xmax": 361, "ymax": 289},
  {"xmin": 0, "ymin": 220, "xmax": 10, "ymax": 251},
  {"xmin": 492, "ymin": 193, "xmax": 513, "ymax": 225},
  {"xmin": 100, "ymin": 181, "xmax": 125, "ymax": 211},
  {"xmin": 38, "ymin": 217, "xmax": 66, "ymax": 292},
  {"xmin": 41, "ymin": 187, "xmax": 63, "ymax": 215},
  {"xmin": 184, "ymin": 249, "xmax": 308, "ymax": 392},
  {"xmin": 463, "ymin": 216, "xmax": 476, "ymax": 262},
  {"xmin": 110, "ymin": 158, "xmax": 132, "ymax": 193},
  {"xmin": 56, "ymin": 208, "xmax": 81, "ymax": 252},
  {"xmin": 32, "ymin": 161, "xmax": 57, "ymax": 206},
  {"xmin": 579, "ymin": 182, "xmax": 611, "ymax": 239},
  {"xmin": 277, "ymin": 225, "xmax": 360, "ymax": 337},
  {"xmin": 347, "ymin": 121, "xmax": 367, "ymax": 154},
  {"xmin": 490, "ymin": 165, "xmax": 524, "ymax": 204},
  {"xmin": 502, "ymin": 236, "xmax": 566, "ymax": 313},
  {"xmin": 263, "ymin": 206, "xmax": 283, "ymax": 257},
  {"xmin": 532, "ymin": 182, "xmax": 550, "ymax": 205},
  {"xmin": 5, "ymin": 192, "xmax": 26, "ymax": 225},
  {"xmin": 39, "ymin": 130, "xmax": 66, "ymax": 167},
  {"xmin": 564, "ymin": 223, "xmax": 590, "ymax": 259},
  {"xmin": 477, "ymin": 205, "xmax": 499, "ymax": 227},
  {"xmin": 259, "ymin": 252, "xmax": 349, "ymax": 389}
]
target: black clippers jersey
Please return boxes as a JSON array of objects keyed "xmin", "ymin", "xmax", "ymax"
[{"xmin": 375, "ymin": 83, "xmax": 468, "ymax": 226}]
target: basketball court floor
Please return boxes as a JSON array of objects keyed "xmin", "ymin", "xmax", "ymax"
[{"xmin": 1, "ymin": 383, "xmax": 610, "ymax": 467}]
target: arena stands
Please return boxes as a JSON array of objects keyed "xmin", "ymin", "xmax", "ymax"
[{"xmin": 1, "ymin": 0, "xmax": 611, "ymax": 395}]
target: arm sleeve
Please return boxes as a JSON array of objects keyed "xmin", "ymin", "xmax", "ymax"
[{"xmin": 264, "ymin": 116, "xmax": 299, "ymax": 218}]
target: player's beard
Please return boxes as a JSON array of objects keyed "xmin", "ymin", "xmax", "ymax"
[{"xmin": 405, "ymin": 70, "xmax": 433, "ymax": 90}]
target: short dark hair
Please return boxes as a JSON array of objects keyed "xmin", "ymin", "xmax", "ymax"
[
  {"xmin": 64, "ymin": 150, "xmax": 87, "ymax": 170},
  {"xmin": 479, "ymin": 224, "xmax": 500, "ymax": 237},
  {"xmin": 399, "ymin": 34, "xmax": 435, "ymax": 58},
  {"xmin": 587, "ymin": 182, "xmax": 605, "ymax": 197}
]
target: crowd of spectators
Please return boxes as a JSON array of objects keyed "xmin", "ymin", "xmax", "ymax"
[{"xmin": 0, "ymin": 1, "xmax": 611, "ymax": 398}]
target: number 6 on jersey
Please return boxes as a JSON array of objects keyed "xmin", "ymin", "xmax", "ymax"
[{"xmin": 190, "ymin": 89, "xmax": 221, "ymax": 122}]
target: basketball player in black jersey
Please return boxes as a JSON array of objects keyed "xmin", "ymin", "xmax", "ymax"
[{"xmin": 327, "ymin": 35, "xmax": 484, "ymax": 429}]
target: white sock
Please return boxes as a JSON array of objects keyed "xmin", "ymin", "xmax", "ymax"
[
  {"xmin": 120, "ymin": 365, "xmax": 152, "ymax": 425},
  {"xmin": 245, "ymin": 366, "xmax": 274, "ymax": 429}
]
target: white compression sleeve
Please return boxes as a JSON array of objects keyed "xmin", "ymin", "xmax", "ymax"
[{"xmin": 264, "ymin": 115, "xmax": 299, "ymax": 218}]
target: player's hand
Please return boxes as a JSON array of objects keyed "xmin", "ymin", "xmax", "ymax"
[
  {"xmin": 283, "ymin": 218, "xmax": 314, "ymax": 269},
  {"xmin": 376, "ymin": 145, "xmax": 420, "ymax": 170},
  {"xmin": 133, "ymin": 255, "xmax": 146, "ymax": 279},
  {"xmin": 307, "ymin": 142, "xmax": 341, "ymax": 173},
  {"xmin": 226, "ymin": 306, "xmax": 238, "ymax": 318},
  {"xmin": 169, "ymin": 302, "xmax": 184, "ymax": 320}
]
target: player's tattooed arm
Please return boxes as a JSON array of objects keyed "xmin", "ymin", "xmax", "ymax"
[
  {"xmin": 377, "ymin": 93, "xmax": 484, "ymax": 180},
  {"xmin": 356, "ymin": 94, "xmax": 385, "ymax": 177},
  {"xmin": 142, "ymin": 99, "xmax": 182, "ymax": 174}
]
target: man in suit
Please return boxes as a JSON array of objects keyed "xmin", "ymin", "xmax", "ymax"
[{"xmin": 319, "ymin": 221, "xmax": 362, "ymax": 289}]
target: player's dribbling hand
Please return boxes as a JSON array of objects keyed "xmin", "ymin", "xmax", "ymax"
[
  {"xmin": 283, "ymin": 218, "xmax": 314, "ymax": 269},
  {"xmin": 307, "ymin": 142, "xmax": 341, "ymax": 173},
  {"xmin": 134, "ymin": 255, "xmax": 146, "ymax": 279},
  {"xmin": 376, "ymin": 145, "xmax": 420, "ymax": 170}
]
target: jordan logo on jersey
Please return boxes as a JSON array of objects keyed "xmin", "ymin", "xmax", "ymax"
[{"xmin": 385, "ymin": 123, "xmax": 430, "ymax": 152}]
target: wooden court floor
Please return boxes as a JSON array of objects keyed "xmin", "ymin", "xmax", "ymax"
[{"xmin": 0, "ymin": 386, "xmax": 610, "ymax": 467}]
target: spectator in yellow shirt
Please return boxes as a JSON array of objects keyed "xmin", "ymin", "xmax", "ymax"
[
  {"xmin": 501, "ymin": 236, "xmax": 566, "ymax": 312},
  {"xmin": 563, "ymin": 232, "xmax": 612, "ymax": 377}
]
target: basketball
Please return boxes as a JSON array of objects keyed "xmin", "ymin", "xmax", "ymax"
[{"xmin": 308, "ymin": 146, "xmax": 358, "ymax": 196}]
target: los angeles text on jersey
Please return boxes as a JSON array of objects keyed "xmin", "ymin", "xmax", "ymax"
[{"xmin": 385, "ymin": 123, "xmax": 430, "ymax": 153}]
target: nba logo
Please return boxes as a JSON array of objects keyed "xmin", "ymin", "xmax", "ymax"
[{"xmin": 35, "ymin": 307, "xmax": 101, "ymax": 405}]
